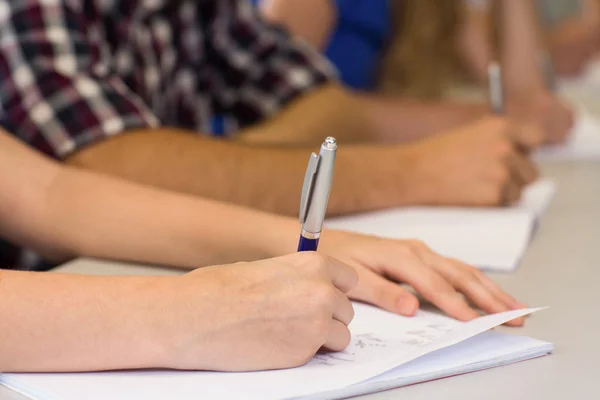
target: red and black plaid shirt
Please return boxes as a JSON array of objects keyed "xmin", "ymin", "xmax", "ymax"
[{"xmin": 0, "ymin": 0, "xmax": 335, "ymax": 269}]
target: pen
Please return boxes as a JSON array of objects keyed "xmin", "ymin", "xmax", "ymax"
[
  {"xmin": 488, "ymin": 61, "xmax": 504, "ymax": 114},
  {"xmin": 298, "ymin": 137, "xmax": 337, "ymax": 252}
]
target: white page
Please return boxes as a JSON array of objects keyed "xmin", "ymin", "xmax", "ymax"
[
  {"xmin": 369, "ymin": 330, "xmax": 551, "ymax": 384},
  {"xmin": 1, "ymin": 305, "xmax": 545, "ymax": 400},
  {"xmin": 517, "ymin": 178, "xmax": 557, "ymax": 217},
  {"xmin": 326, "ymin": 179, "xmax": 554, "ymax": 272},
  {"xmin": 303, "ymin": 331, "xmax": 552, "ymax": 400},
  {"xmin": 535, "ymin": 110, "xmax": 600, "ymax": 161}
]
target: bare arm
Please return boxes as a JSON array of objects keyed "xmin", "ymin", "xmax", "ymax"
[
  {"xmin": 456, "ymin": 1, "xmax": 496, "ymax": 84},
  {"xmin": 500, "ymin": 0, "xmax": 546, "ymax": 94},
  {"xmin": 0, "ymin": 270, "xmax": 174, "ymax": 371},
  {"xmin": 259, "ymin": 0, "xmax": 337, "ymax": 50},
  {"xmin": 256, "ymin": 3, "xmax": 488, "ymax": 142},
  {"xmin": 64, "ymin": 96, "xmax": 426, "ymax": 217},
  {"xmin": 0, "ymin": 133, "xmax": 294, "ymax": 267},
  {"xmin": 356, "ymin": 95, "xmax": 487, "ymax": 143}
]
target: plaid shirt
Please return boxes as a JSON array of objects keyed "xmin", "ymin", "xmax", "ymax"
[{"xmin": 0, "ymin": 0, "xmax": 335, "ymax": 269}]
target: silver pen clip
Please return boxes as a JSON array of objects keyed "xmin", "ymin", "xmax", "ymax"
[{"xmin": 299, "ymin": 153, "xmax": 320, "ymax": 224}]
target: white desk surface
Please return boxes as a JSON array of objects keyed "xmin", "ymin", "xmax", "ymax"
[{"xmin": 2, "ymin": 161, "xmax": 599, "ymax": 400}]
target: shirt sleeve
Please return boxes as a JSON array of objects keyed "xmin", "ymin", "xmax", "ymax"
[
  {"xmin": 199, "ymin": 0, "xmax": 338, "ymax": 131},
  {"xmin": 0, "ymin": 0, "xmax": 159, "ymax": 159}
]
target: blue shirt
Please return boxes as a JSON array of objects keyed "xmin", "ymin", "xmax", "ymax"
[
  {"xmin": 250, "ymin": 0, "xmax": 392, "ymax": 91},
  {"xmin": 324, "ymin": 0, "xmax": 392, "ymax": 90}
]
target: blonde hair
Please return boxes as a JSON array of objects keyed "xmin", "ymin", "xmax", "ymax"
[{"xmin": 377, "ymin": 0, "xmax": 466, "ymax": 99}]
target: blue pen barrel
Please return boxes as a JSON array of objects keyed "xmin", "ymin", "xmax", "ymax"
[{"xmin": 298, "ymin": 235, "xmax": 320, "ymax": 252}]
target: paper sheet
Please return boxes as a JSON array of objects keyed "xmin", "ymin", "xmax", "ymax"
[
  {"xmin": 326, "ymin": 179, "xmax": 555, "ymax": 271},
  {"xmin": 1, "ymin": 305, "xmax": 545, "ymax": 400},
  {"xmin": 305, "ymin": 331, "xmax": 552, "ymax": 400}
]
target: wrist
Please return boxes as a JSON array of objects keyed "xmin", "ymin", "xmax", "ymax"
[
  {"xmin": 252, "ymin": 213, "xmax": 300, "ymax": 258},
  {"xmin": 135, "ymin": 275, "xmax": 194, "ymax": 369},
  {"xmin": 369, "ymin": 145, "xmax": 433, "ymax": 208},
  {"xmin": 393, "ymin": 143, "xmax": 447, "ymax": 206}
]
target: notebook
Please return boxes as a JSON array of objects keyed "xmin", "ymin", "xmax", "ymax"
[
  {"xmin": 0, "ymin": 304, "xmax": 551, "ymax": 400},
  {"xmin": 325, "ymin": 179, "xmax": 556, "ymax": 272}
]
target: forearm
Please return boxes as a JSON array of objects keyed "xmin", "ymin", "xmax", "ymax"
[
  {"xmin": 0, "ymin": 270, "xmax": 171, "ymax": 372},
  {"xmin": 65, "ymin": 128, "xmax": 424, "ymax": 216},
  {"xmin": 501, "ymin": 0, "xmax": 546, "ymax": 93},
  {"xmin": 356, "ymin": 94, "xmax": 487, "ymax": 143},
  {"xmin": 259, "ymin": 0, "xmax": 336, "ymax": 50},
  {"xmin": 457, "ymin": 5, "xmax": 496, "ymax": 84},
  {"xmin": 0, "ymin": 133, "xmax": 295, "ymax": 267},
  {"xmin": 36, "ymin": 166, "xmax": 298, "ymax": 267},
  {"xmin": 240, "ymin": 83, "xmax": 486, "ymax": 145}
]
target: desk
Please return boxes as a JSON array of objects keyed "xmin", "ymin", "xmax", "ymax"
[{"xmin": 2, "ymin": 161, "xmax": 599, "ymax": 400}]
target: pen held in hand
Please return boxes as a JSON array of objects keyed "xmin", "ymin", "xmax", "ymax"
[
  {"xmin": 488, "ymin": 61, "xmax": 505, "ymax": 115},
  {"xmin": 298, "ymin": 137, "xmax": 337, "ymax": 252}
]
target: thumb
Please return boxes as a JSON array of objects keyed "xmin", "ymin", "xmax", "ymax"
[{"xmin": 348, "ymin": 267, "xmax": 420, "ymax": 316}]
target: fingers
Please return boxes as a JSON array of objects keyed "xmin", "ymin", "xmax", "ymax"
[
  {"xmin": 323, "ymin": 255, "xmax": 359, "ymax": 293},
  {"xmin": 405, "ymin": 242, "xmax": 529, "ymax": 326},
  {"xmin": 506, "ymin": 151, "xmax": 538, "ymax": 186},
  {"xmin": 416, "ymin": 250, "xmax": 527, "ymax": 327},
  {"xmin": 470, "ymin": 264, "xmax": 528, "ymax": 309},
  {"xmin": 508, "ymin": 121, "xmax": 544, "ymax": 150},
  {"xmin": 293, "ymin": 253, "xmax": 358, "ymax": 293},
  {"xmin": 348, "ymin": 267, "xmax": 419, "ymax": 316},
  {"xmin": 380, "ymin": 253, "xmax": 480, "ymax": 322},
  {"xmin": 545, "ymin": 102, "xmax": 575, "ymax": 144},
  {"xmin": 323, "ymin": 320, "xmax": 351, "ymax": 352},
  {"xmin": 503, "ymin": 182, "xmax": 520, "ymax": 205},
  {"xmin": 332, "ymin": 288, "xmax": 355, "ymax": 326}
]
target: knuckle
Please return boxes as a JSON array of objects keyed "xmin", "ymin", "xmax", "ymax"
[{"xmin": 396, "ymin": 243, "xmax": 420, "ymax": 260}]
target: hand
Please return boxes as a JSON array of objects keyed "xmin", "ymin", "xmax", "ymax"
[
  {"xmin": 548, "ymin": 18, "xmax": 599, "ymax": 77},
  {"xmin": 158, "ymin": 253, "xmax": 357, "ymax": 371},
  {"xmin": 406, "ymin": 116, "xmax": 540, "ymax": 206},
  {"xmin": 507, "ymin": 91, "xmax": 575, "ymax": 145},
  {"xmin": 321, "ymin": 231, "xmax": 528, "ymax": 326}
]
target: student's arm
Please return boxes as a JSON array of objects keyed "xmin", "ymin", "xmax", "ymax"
[
  {"xmin": 544, "ymin": 0, "xmax": 600, "ymax": 76},
  {"xmin": 0, "ymin": 133, "xmax": 294, "ymax": 267},
  {"xmin": 500, "ymin": 0, "xmax": 575, "ymax": 143},
  {"xmin": 499, "ymin": 0, "xmax": 547, "ymax": 92},
  {"xmin": 258, "ymin": 0, "xmax": 487, "ymax": 140},
  {"xmin": 258, "ymin": 0, "xmax": 337, "ymax": 50},
  {"xmin": 0, "ymin": 253, "xmax": 357, "ymax": 372},
  {"xmin": 457, "ymin": 0, "xmax": 574, "ymax": 143},
  {"xmin": 0, "ymin": 0, "xmax": 536, "ymax": 217},
  {"xmin": 457, "ymin": 0, "xmax": 496, "ymax": 83},
  {"xmin": 0, "ymin": 133, "xmax": 526, "ymax": 373}
]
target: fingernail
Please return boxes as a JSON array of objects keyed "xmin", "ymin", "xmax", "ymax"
[
  {"xmin": 397, "ymin": 296, "xmax": 419, "ymax": 316},
  {"xmin": 514, "ymin": 300, "xmax": 529, "ymax": 309},
  {"xmin": 509, "ymin": 317, "xmax": 525, "ymax": 326}
]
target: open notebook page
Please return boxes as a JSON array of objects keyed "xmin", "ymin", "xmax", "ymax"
[
  {"xmin": 305, "ymin": 331, "xmax": 552, "ymax": 400},
  {"xmin": 1, "ymin": 305, "xmax": 546, "ymax": 400},
  {"xmin": 326, "ymin": 179, "xmax": 555, "ymax": 272}
]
